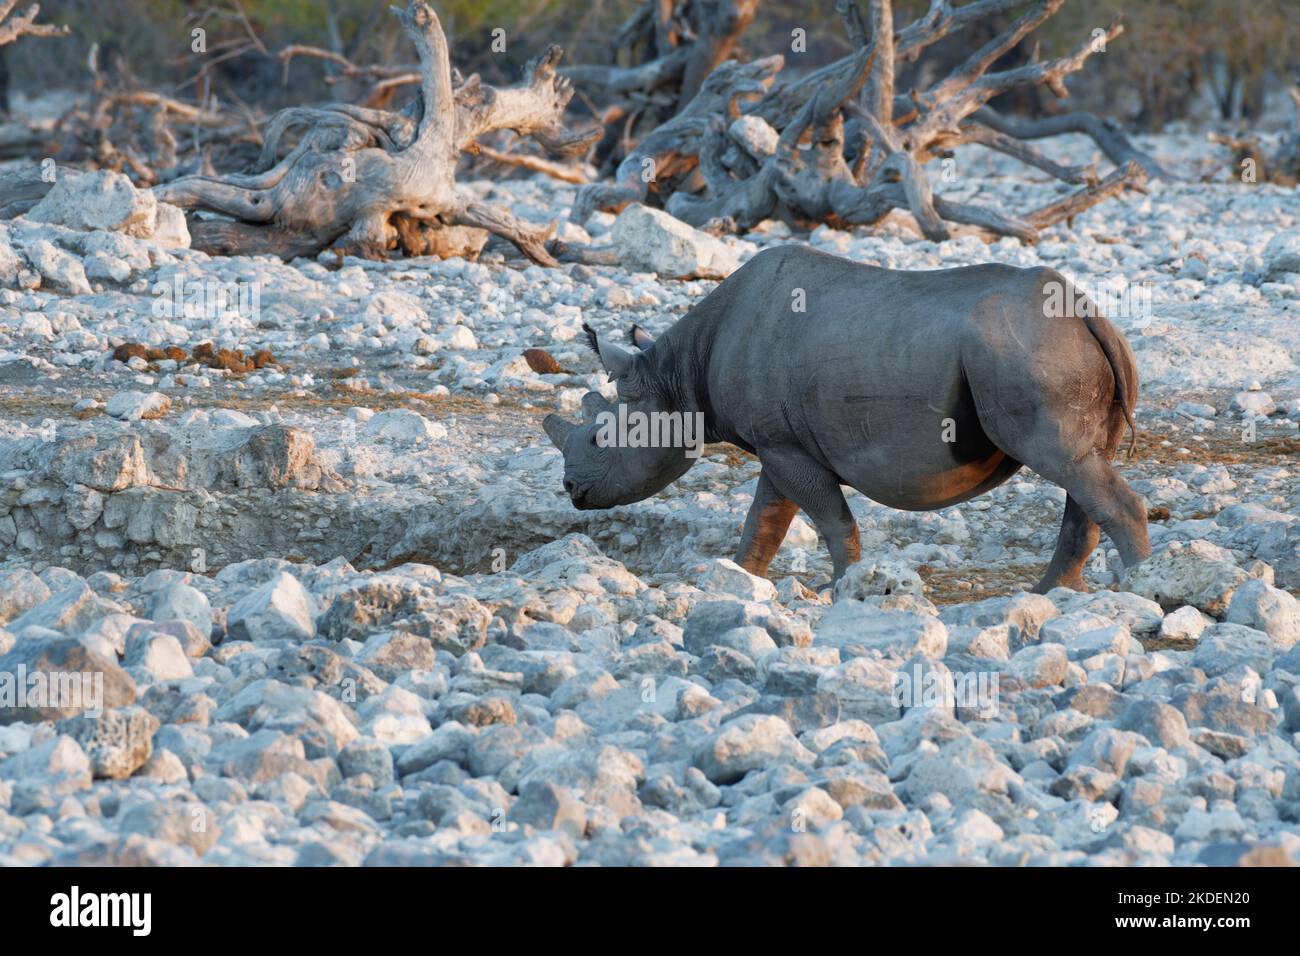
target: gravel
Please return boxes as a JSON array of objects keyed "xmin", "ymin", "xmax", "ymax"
[{"xmin": 0, "ymin": 127, "xmax": 1298, "ymax": 866}]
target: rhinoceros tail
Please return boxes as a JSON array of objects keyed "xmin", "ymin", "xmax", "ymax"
[{"xmin": 1082, "ymin": 311, "xmax": 1139, "ymax": 460}]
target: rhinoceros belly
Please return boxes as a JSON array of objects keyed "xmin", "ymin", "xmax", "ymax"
[{"xmin": 821, "ymin": 388, "xmax": 1023, "ymax": 511}]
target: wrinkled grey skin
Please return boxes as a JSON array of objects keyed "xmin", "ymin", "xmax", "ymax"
[{"xmin": 545, "ymin": 244, "xmax": 1150, "ymax": 592}]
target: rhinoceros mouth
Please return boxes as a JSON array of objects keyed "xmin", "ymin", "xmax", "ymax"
[{"xmin": 563, "ymin": 477, "xmax": 594, "ymax": 509}]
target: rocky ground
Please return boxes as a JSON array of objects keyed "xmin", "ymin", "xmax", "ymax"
[{"xmin": 1, "ymin": 124, "xmax": 1299, "ymax": 866}]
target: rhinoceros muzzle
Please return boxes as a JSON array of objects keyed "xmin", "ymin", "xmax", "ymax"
[{"xmin": 562, "ymin": 477, "xmax": 593, "ymax": 508}]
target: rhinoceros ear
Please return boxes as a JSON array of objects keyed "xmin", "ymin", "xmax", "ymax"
[
  {"xmin": 581, "ymin": 323, "xmax": 600, "ymax": 355},
  {"xmin": 628, "ymin": 324, "xmax": 655, "ymax": 351},
  {"xmin": 582, "ymin": 322, "xmax": 637, "ymax": 381}
]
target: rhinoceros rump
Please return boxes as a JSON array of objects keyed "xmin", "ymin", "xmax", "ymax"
[{"xmin": 544, "ymin": 245, "xmax": 1150, "ymax": 592}]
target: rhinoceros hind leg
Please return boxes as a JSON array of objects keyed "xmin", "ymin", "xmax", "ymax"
[
  {"xmin": 737, "ymin": 471, "xmax": 799, "ymax": 578},
  {"xmin": 1051, "ymin": 455, "xmax": 1151, "ymax": 571},
  {"xmin": 1033, "ymin": 495, "xmax": 1100, "ymax": 593},
  {"xmin": 970, "ymin": 373, "xmax": 1150, "ymax": 577}
]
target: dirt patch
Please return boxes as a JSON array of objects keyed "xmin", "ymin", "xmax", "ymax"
[
  {"xmin": 1137, "ymin": 634, "xmax": 1199, "ymax": 653},
  {"xmin": 188, "ymin": 383, "xmax": 550, "ymax": 422},
  {"xmin": 0, "ymin": 395, "xmax": 82, "ymax": 418},
  {"xmin": 1134, "ymin": 426, "xmax": 1299, "ymax": 465},
  {"xmin": 919, "ymin": 562, "xmax": 1045, "ymax": 605},
  {"xmin": 0, "ymin": 383, "xmax": 546, "ymax": 425}
]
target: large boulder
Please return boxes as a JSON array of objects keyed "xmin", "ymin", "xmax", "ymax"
[
  {"xmin": 0, "ymin": 735, "xmax": 93, "ymax": 794},
  {"xmin": 7, "ymin": 581, "xmax": 120, "ymax": 636},
  {"xmin": 362, "ymin": 409, "xmax": 447, "ymax": 444},
  {"xmin": 0, "ymin": 634, "xmax": 137, "ymax": 723},
  {"xmin": 0, "ymin": 225, "xmax": 22, "ymax": 287},
  {"xmin": 219, "ymin": 425, "xmax": 334, "ymax": 491},
  {"xmin": 0, "ymin": 569, "xmax": 52, "ymax": 626},
  {"xmin": 1225, "ymin": 579, "xmax": 1300, "ymax": 649},
  {"xmin": 903, "ymin": 735, "xmax": 1020, "ymax": 804},
  {"xmin": 693, "ymin": 714, "xmax": 814, "ymax": 784},
  {"xmin": 814, "ymin": 602, "xmax": 947, "ymax": 659},
  {"xmin": 26, "ymin": 170, "xmax": 157, "ymax": 238},
  {"xmin": 319, "ymin": 576, "xmax": 489, "ymax": 656},
  {"xmin": 215, "ymin": 679, "xmax": 358, "ymax": 757},
  {"xmin": 146, "ymin": 582, "xmax": 213, "ymax": 637},
  {"xmin": 21, "ymin": 238, "xmax": 92, "ymax": 294},
  {"xmin": 1122, "ymin": 539, "xmax": 1261, "ymax": 615},
  {"xmin": 59, "ymin": 706, "xmax": 159, "ymax": 780},
  {"xmin": 1190, "ymin": 622, "xmax": 1278, "ymax": 677},
  {"xmin": 683, "ymin": 598, "xmax": 811, "ymax": 653},
  {"xmin": 939, "ymin": 591, "xmax": 1059, "ymax": 645},
  {"xmin": 611, "ymin": 204, "xmax": 739, "ymax": 280},
  {"xmin": 1262, "ymin": 229, "xmax": 1300, "ymax": 279},
  {"xmin": 105, "ymin": 390, "xmax": 172, "ymax": 422},
  {"xmin": 834, "ymin": 558, "xmax": 925, "ymax": 602},
  {"xmin": 509, "ymin": 534, "xmax": 645, "ymax": 598},
  {"xmin": 698, "ymin": 558, "xmax": 776, "ymax": 603},
  {"xmin": 225, "ymin": 571, "xmax": 316, "ymax": 642},
  {"xmin": 152, "ymin": 201, "xmax": 191, "ymax": 249}
]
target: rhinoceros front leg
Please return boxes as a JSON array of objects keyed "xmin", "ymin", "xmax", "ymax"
[
  {"xmin": 759, "ymin": 451, "xmax": 861, "ymax": 584},
  {"xmin": 737, "ymin": 471, "xmax": 799, "ymax": 578}
]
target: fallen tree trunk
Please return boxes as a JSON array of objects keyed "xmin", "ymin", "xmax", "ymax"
[
  {"xmin": 154, "ymin": 1, "xmax": 599, "ymax": 264},
  {"xmin": 0, "ymin": 163, "xmax": 54, "ymax": 217}
]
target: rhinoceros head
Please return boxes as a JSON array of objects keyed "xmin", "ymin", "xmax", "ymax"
[{"xmin": 543, "ymin": 324, "xmax": 699, "ymax": 509}]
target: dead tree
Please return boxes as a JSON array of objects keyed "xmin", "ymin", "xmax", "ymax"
[
  {"xmin": 153, "ymin": 1, "xmax": 599, "ymax": 264},
  {"xmin": 1206, "ymin": 84, "xmax": 1300, "ymax": 187},
  {"xmin": 563, "ymin": 0, "xmax": 760, "ymax": 170},
  {"xmin": 569, "ymin": 55, "xmax": 783, "ymax": 224},
  {"xmin": 276, "ymin": 46, "xmax": 590, "ymax": 188},
  {"xmin": 1, "ymin": 20, "xmax": 257, "ymax": 186},
  {"xmin": 574, "ymin": 0, "xmax": 1165, "ymax": 245}
]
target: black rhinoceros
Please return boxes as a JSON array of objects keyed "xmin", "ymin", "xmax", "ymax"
[{"xmin": 544, "ymin": 244, "xmax": 1150, "ymax": 592}]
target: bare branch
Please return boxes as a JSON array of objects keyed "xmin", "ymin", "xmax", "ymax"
[
  {"xmin": 864, "ymin": 0, "xmax": 895, "ymax": 126},
  {"xmin": 471, "ymin": 142, "xmax": 589, "ymax": 184},
  {"xmin": 975, "ymin": 106, "xmax": 1171, "ymax": 180},
  {"xmin": 0, "ymin": 1, "xmax": 68, "ymax": 47},
  {"xmin": 959, "ymin": 120, "xmax": 1095, "ymax": 183},
  {"xmin": 1024, "ymin": 160, "xmax": 1148, "ymax": 230}
]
